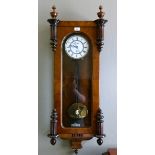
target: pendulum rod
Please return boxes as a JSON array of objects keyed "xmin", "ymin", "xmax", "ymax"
[{"xmin": 74, "ymin": 60, "xmax": 80, "ymax": 103}]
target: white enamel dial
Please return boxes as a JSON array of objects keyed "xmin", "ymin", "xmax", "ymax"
[{"xmin": 65, "ymin": 35, "xmax": 89, "ymax": 59}]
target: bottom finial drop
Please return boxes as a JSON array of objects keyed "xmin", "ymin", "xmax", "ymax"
[
  {"xmin": 97, "ymin": 137, "xmax": 103, "ymax": 145},
  {"xmin": 74, "ymin": 149, "xmax": 78, "ymax": 154}
]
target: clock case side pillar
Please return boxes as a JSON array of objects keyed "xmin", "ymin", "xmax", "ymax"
[
  {"xmin": 47, "ymin": 6, "xmax": 60, "ymax": 145},
  {"xmin": 48, "ymin": 109, "xmax": 58, "ymax": 145},
  {"xmin": 47, "ymin": 18, "xmax": 60, "ymax": 52},
  {"xmin": 94, "ymin": 5, "xmax": 108, "ymax": 145},
  {"xmin": 96, "ymin": 108, "xmax": 106, "ymax": 145},
  {"xmin": 47, "ymin": 6, "xmax": 60, "ymax": 52},
  {"xmin": 95, "ymin": 18, "xmax": 107, "ymax": 52},
  {"xmin": 94, "ymin": 5, "xmax": 108, "ymax": 52}
]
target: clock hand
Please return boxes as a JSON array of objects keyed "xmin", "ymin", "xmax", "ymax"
[
  {"xmin": 70, "ymin": 44, "xmax": 78, "ymax": 49},
  {"xmin": 74, "ymin": 45, "xmax": 78, "ymax": 49}
]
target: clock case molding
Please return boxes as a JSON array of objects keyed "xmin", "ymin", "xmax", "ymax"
[{"xmin": 47, "ymin": 5, "xmax": 107, "ymax": 154}]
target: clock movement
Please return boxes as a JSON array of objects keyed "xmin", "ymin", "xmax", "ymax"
[{"xmin": 47, "ymin": 5, "xmax": 107, "ymax": 154}]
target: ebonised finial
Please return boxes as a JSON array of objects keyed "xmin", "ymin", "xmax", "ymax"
[{"xmin": 74, "ymin": 149, "xmax": 78, "ymax": 154}]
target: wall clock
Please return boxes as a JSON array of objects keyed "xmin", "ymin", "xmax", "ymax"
[{"xmin": 47, "ymin": 5, "xmax": 107, "ymax": 154}]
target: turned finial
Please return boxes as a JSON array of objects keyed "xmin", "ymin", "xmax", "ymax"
[
  {"xmin": 74, "ymin": 149, "xmax": 78, "ymax": 155},
  {"xmin": 50, "ymin": 5, "xmax": 58, "ymax": 19},
  {"xmin": 97, "ymin": 5, "xmax": 105, "ymax": 19}
]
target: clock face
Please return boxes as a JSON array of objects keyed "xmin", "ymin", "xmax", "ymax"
[{"xmin": 65, "ymin": 35, "xmax": 89, "ymax": 59}]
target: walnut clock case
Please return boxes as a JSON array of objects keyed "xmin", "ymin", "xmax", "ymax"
[{"xmin": 47, "ymin": 5, "xmax": 107, "ymax": 154}]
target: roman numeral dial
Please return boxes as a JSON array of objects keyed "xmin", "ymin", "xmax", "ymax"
[{"xmin": 65, "ymin": 35, "xmax": 89, "ymax": 59}]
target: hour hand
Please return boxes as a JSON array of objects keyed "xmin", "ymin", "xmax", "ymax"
[{"xmin": 70, "ymin": 44, "xmax": 78, "ymax": 49}]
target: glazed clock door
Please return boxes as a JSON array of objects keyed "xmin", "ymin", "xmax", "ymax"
[{"xmin": 62, "ymin": 33, "xmax": 92, "ymax": 128}]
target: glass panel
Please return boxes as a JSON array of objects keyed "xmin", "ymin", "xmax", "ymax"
[{"xmin": 62, "ymin": 34, "xmax": 92, "ymax": 128}]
